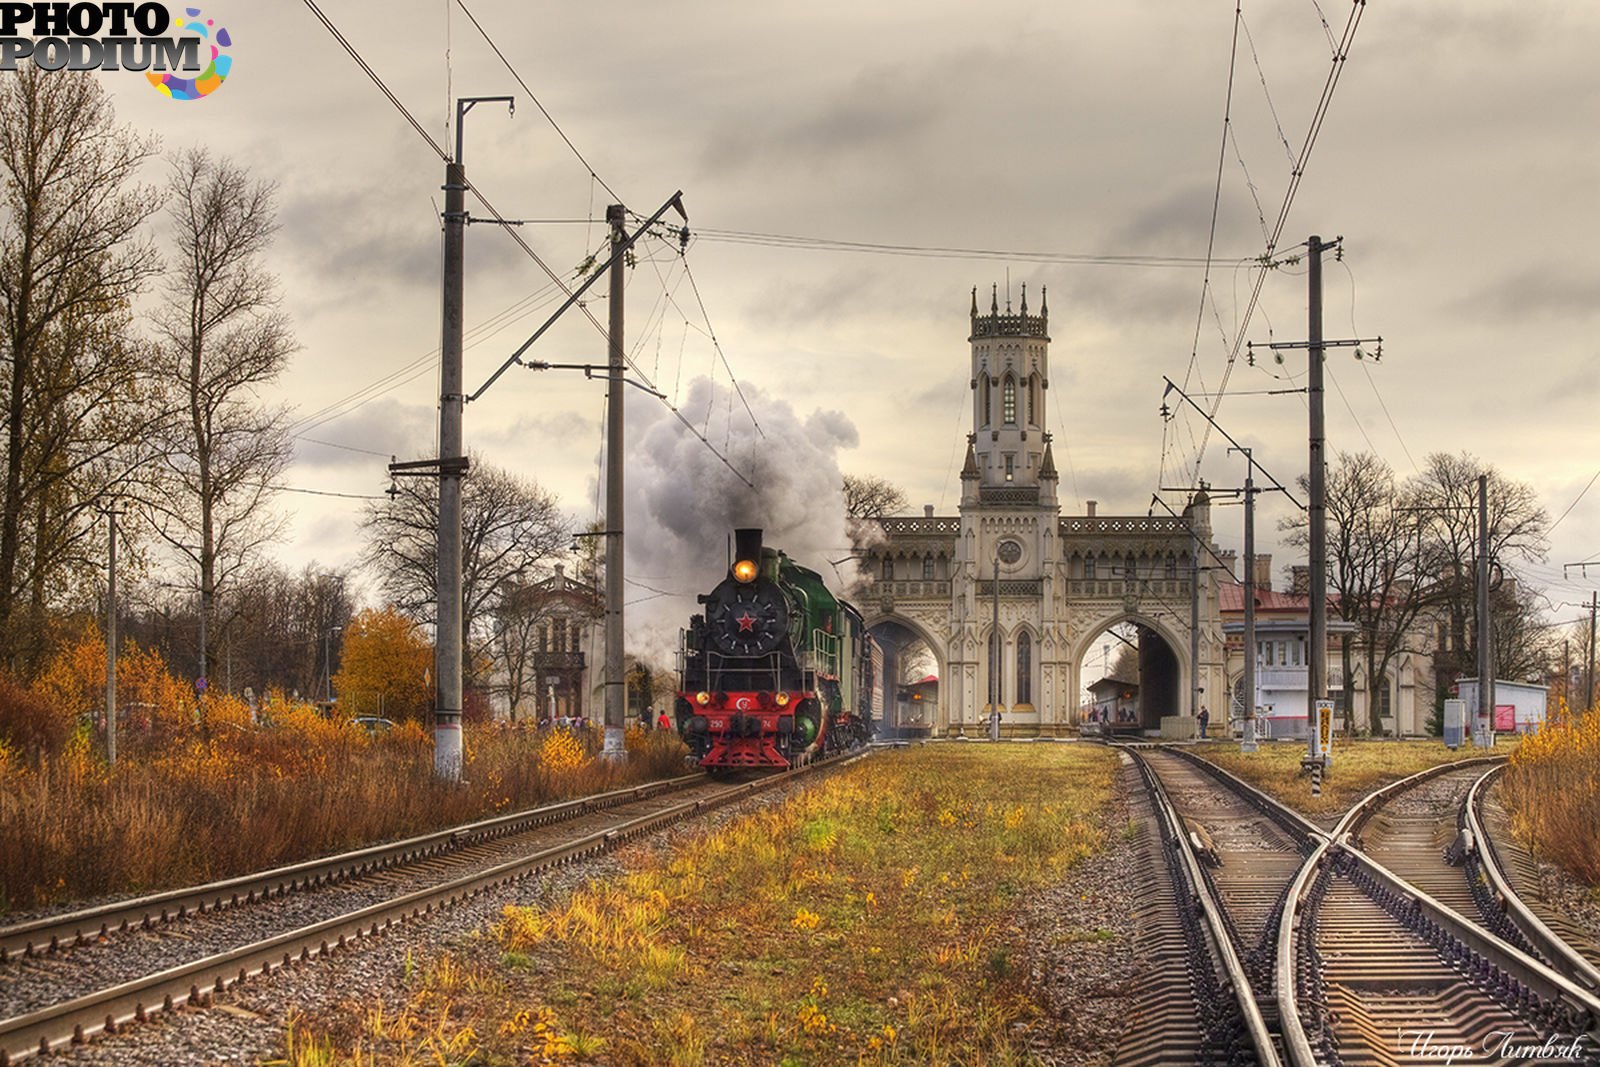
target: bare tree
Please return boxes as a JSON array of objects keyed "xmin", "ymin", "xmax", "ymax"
[
  {"xmin": 361, "ymin": 456, "xmax": 570, "ymax": 686},
  {"xmin": 0, "ymin": 69, "xmax": 162, "ymax": 669},
  {"xmin": 1411, "ymin": 452, "xmax": 1549, "ymax": 682},
  {"xmin": 843, "ymin": 473, "xmax": 907, "ymax": 520},
  {"xmin": 148, "ymin": 148, "xmax": 296, "ymax": 685},
  {"xmin": 1285, "ymin": 452, "xmax": 1435, "ymax": 734}
]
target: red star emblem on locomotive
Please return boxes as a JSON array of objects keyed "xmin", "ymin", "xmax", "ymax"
[{"xmin": 737, "ymin": 612, "xmax": 756, "ymax": 632}]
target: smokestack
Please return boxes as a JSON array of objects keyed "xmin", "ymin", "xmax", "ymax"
[
  {"xmin": 1290, "ymin": 565, "xmax": 1309, "ymax": 597},
  {"xmin": 1218, "ymin": 550, "xmax": 1238, "ymax": 581},
  {"xmin": 1086, "ymin": 500, "xmax": 1098, "ymax": 517},
  {"xmin": 1254, "ymin": 553, "xmax": 1272, "ymax": 593},
  {"xmin": 733, "ymin": 528, "xmax": 763, "ymax": 579}
]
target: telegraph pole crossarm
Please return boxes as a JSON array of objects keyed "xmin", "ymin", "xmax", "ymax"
[
  {"xmin": 467, "ymin": 191, "xmax": 687, "ymax": 404},
  {"xmin": 1160, "ymin": 377, "xmax": 1304, "ymax": 510}
]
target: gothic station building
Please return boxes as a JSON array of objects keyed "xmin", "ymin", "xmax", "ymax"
[{"xmin": 860, "ymin": 285, "xmax": 1227, "ymax": 737}]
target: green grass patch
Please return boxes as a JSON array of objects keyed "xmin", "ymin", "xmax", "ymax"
[
  {"xmin": 1193, "ymin": 737, "xmax": 1509, "ymax": 818},
  {"xmin": 282, "ymin": 743, "xmax": 1121, "ymax": 1064}
]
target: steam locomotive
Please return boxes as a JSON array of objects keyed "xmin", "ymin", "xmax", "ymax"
[{"xmin": 676, "ymin": 528, "xmax": 879, "ymax": 770}]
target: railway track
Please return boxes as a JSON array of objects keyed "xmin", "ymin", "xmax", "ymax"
[
  {"xmin": 1131, "ymin": 746, "xmax": 1600, "ymax": 1066},
  {"xmin": 0, "ymin": 756, "xmax": 861, "ymax": 1064},
  {"xmin": 1279, "ymin": 757, "xmax": 1600, "ymax": 1066}
]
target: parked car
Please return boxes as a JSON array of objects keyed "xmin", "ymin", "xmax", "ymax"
[{"xmin": 348, "ymin": 716, "xmax": 395, "ymax": 735}]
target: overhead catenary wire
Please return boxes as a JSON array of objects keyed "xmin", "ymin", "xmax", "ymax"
[
  {"xmin": 1168, "ymin": 0, "xmax": 1369, "ymax": 485},
  {"xmin": 690, "ymin": 228, "xmax": 1219, "ymax": 269},
  {"xmin": 300, "ymin": 1, "xmax": 757, "ymax": 490},
  {"xmin": 452, "ymin": 0, "xmax": 623, "ymax": 206}
]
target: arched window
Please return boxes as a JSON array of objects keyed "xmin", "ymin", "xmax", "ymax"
[
  {"xmin": 1016, "ymin": 632, "xmax": 1032, "ymax": 706},
  {"xmin": 980, "ymin": 377, "xmax": 992, "ymax": 427},
  {"xmin": 1028, "ymin": 374, "xmax": 1039, "ymax": 425},
  {"xmin": 1165, "ymin": 555, "xmax": 1178, "ymax": 579},
  {"xmin": 1083, "ymin": 557, "xmax": 1097, "ymax": 580},
  {"xmin": 922, "ymin": 556, "xmax": 935, "ymax": 580},
  {"xmin": 882, "ymin": 557, "xmax": 894, "ymax": 580},
  {"xmin": 1002, "ymin": 376, "xmax": 1017, "ymax": 424}
]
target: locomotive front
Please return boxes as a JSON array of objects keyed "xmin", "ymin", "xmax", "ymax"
[{"xmin": 676, "ymin": 528, "xmax": 875, "ymax": 770}]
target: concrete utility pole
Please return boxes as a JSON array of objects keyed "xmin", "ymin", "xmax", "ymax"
[
  {"xmin": 1307, "ymin": 236, "xmax": 1328, "ymax": 717},
  {"xmin": 1240, "ymin": 450, "xmax": 1258, "ymax": 753},
  {"xmin": 1477, "ymin": 473, "xmax": 1492, "ymax": 740},
  {"xmin": 1589, "ymin": 593, "xmax": 1597, "ymax": 713},
  {"xmin": 104, "ymin": 504, "xmax": 120, "ymax": 765},
  {"xmin": 435, "ymin": 146, "xmax": 466, "ymax": 780},
  {"xmin": 1189, "ymin": 519, "xmax": 1201, "ymax": 722},
  {"xmin": 432, "ymin": 95, "xmax": 512, "ymax": 782},
  {"xmin": 602, "ymin": 203, "xmax": 627, "ymax": 761}
]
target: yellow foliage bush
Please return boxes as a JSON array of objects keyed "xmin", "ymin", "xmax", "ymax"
[{"xmin": 1504, "ymin": 698, "xmax": 1600, "ymax": 886}]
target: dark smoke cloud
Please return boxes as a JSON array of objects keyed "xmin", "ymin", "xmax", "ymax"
[{"xmin": 624, "ymin": 377, "xmax": 859, "ymax": 669}]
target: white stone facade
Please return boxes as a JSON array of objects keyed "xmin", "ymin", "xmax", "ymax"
[{"xmin": 862, "ymin": 287, "xmax": 1227, "ymax": 736}]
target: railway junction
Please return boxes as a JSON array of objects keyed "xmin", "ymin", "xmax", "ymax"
[{"xmin": 2, "ymin": 739, "xmax": 1597, "ymax": 1065}]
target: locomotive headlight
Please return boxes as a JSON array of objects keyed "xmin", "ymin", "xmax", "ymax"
[
  {"xmin": 733, "ymin": 558, "xmax": 758, "ymax": 583},
  {"xmin": 774, "ymin": 691, "xmax": 791, "ymax": 707},
  {"xmin": 695, "ymin": 691, "xmax": 711, "ymax": 707}
]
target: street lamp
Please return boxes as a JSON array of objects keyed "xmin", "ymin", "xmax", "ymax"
[{"xmin": 988, "ymin": 548, "xmax": 1001, "ymax": 740}]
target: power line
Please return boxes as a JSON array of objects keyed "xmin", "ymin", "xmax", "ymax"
[
  {"xmin": 691, "ymin": 227, "xmax": 1221, "ymax": 268},
  {"xmin": 1171, "ymin": 0, "xmax": 1369, "ymax": 484},
  {"xmin": 1550, "ymin": 466, "xmax": 1600, "ymax": 535},
  {"xmin": 452, "ymin": 0, "xmax": 623, "ymax": 205},
  {"xmin": 300, "ymin": 0, "xmax": 447, "ymax": 161}
]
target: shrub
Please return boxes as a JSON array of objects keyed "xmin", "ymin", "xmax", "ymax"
[{"xmin": 1503, "ymin": 699, "xmax": 1600, "ymax": 887}]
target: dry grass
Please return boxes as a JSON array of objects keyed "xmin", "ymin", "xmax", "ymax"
[
  {"xmin": 0, "ymin": 633, "xmax": 690, "ymax": 913},
  {"xmin": 277, "ymin": 743, "xmax": 1122, "ymax": 1065},
  {"xmin": 1193, "ymin": 736, "xmax": 1510, "ymax": 818},
  {"xmin": 1501, "ymin": 699, "xmax": 1600, "ymax": 888}
]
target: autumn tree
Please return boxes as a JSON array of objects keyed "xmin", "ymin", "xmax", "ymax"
[
  {"xmin": 148, "ymin": 148, "xmax": 296, "ymax": 686},
  {"xmin": 0, "ymin": 69, "xmax": 162, "ymax": 670},
  {"xmin": 361, "ymin": 455, "xmax": 569, "ymax": 687},
  {"xmin": 330, "ymin": 606, "xmax": 432, "ymax": 721}
]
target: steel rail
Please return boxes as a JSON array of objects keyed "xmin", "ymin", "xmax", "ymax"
[
  {"xmin": 1161, "ymin": 744, "xmax": 1327, "ymax": 843},
  {"xmin": 0, "ymin": 772, "xmax": 704, "ymax": 962},
  {"xmin": 1277, "ymin": 756, "xmax": 1600, "ymax": 1066},
  {"xmin": 0, "ymin": 754, "xmax": 867, "ymax": 1064},
  {"xmin": 1129, "ymin": 746, "xmax": 1284, "ymax": 1066},
  {"xmin": 1462, "ymin": 764, "xmax": 1600, "ymax": 993}
]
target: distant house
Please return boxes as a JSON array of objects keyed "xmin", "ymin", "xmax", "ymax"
[
  {"xmin": 490, "ymin": 565, "xmax": 604, "ymax": 723},
  {"xmin": 1218, "ymin": 555, "xmax": 1433, "ymax": 737}
]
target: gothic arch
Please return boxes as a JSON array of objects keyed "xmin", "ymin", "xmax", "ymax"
[
  {"xmin": 1069, "ymin": 610, "xmax": 1190, "ymax": 681},
  {"xmin": 863, "ymin": 611, "xmax": 950, "ymax": 732}
]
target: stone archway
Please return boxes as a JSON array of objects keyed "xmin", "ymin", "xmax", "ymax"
[
  {"xmin": 865, "ymin": 614, "xmax": 947, "ymax": 737},
  {"xmin": 1071, "ymin": 612, "xmax": 1189, "ymax": 732}
]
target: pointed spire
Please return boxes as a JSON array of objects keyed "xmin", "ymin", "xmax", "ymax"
[
  {"xmin": 971, "ymin": 286, "xmax": 978, "ymax": 318},
  {"xmin": 1040, "ymin": 439, "xmax": 1058, "ymax": 479},
  {"xmin": 961, "ymin": 436, "xmax": 980, "ymax": 480},
  {"xmin": 1040, "ymin": 285, "xmax": 1048, "ymax": 322},
  {"xmin": 991, "ymin": 284, "xmax": 998, "ymax": 314},
  {"xmin": 1020, "ymin": 283, "xmax": 1028, "ymax": 315}
]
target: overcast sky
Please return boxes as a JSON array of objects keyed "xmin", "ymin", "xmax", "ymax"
[{"xmin": 91, "ymin": 0, "xmax": 1600, "ymax": 651}]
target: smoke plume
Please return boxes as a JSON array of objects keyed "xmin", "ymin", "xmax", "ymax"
[{"xmin": 624, "ymin": 377, "xmax": 858, "ymax": 671}]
